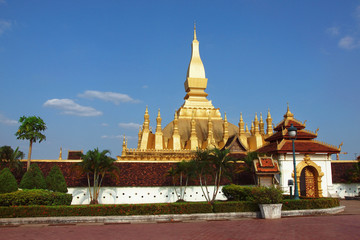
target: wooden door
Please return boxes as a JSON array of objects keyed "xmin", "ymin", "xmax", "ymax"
[{"xmin": 300, "ymin": 167, "xmax": 318, "ymax": 198}]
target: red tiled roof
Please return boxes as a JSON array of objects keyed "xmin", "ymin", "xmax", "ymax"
[
  {"xmin": 265, "ymin": 129, "xmax": 317, "ymax": 142},
  {"xmin": 254, "ymin": 157, "xmax": 280, "ymax": 174},
  {"xmin": 257, "ymin": 140, "xmax": 339, "ymax": 154},
  {"xmin": 274, "ymin": 119, "xmax": 305, "ymax": 131}
]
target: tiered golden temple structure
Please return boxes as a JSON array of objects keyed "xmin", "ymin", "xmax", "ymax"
[{"xmin": 118, "ymin": 26, "xmax": 275, "ymax": 161}]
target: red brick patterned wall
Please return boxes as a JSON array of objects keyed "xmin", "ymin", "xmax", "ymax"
[
  {"xmin": 15, "ymin": 161, "xmax": 254, "ymax": 187},
  {"xmin": 331, "ymin": 162, "xmax": 355, "ymax": 183}
]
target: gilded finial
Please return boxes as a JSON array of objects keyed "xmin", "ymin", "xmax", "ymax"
[
  {"xmin": 224, "ymin": 112, "xmax": 227, "ymax": 121},
  {"xmin": 157, "ymin": 108, "xmax": 161, "ymax": 118},
  {"xmin": 194, "ymin": 21, "xmax": 197, "ymax": 40},
  {"xmin": 315, "ymin": 128, "xmax": 319, "ymax": 134},
  {"xmin": 240, "ymin": 112, "xmax": 243, "ymax": 121},
  {"xmin": 284, "ymin": 103, "xmax": 294, "ymax": 118}
]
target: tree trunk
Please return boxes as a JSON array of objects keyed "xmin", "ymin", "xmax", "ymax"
[{"xmin": 27, "ymin": 139, "xmax": 33, "ymax": 171}]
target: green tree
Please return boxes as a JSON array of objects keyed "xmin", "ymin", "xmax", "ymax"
[
  {"xmin": 0, "ymin": 168, "xmax": 18, "ymax": 193},
  {"xmin": 15, "ymin": 116, "xmax": 47, "ymax": 171},
  {"xmin": 0, "ymin": 146, "xmax": 24, "ymax": 173},
  {"xmin": 46, "ymin": 165, "xmax": 68, "ymax": 193},
  {"xmin": 76, "ymin": 148, "xmax": 118, "ymax": 204},
  {"xmin": 19, "ymin": 163, "xmax": 46, "ymax": 189},
  {"xmin": 347, "ymin": 160, "xmax": 360, "ymax": 183},
  {"xmin": 192, "ymin": 148, "xmax": 236, "ymax": 203}
]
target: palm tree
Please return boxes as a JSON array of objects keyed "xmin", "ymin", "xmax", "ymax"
[
  {"xmin": 167, "ymin": 160, "xmax": 196, "ymax": 201},
  {"xmin": 0, "ymin": 146, "xmax": 24, "ymax": 174},
  {"xmin": 76, "ymin": 148, "xmax": 118, "ymax": 204},
  {"xmin": 15, "ymin": 116, "xmax": 46, "ymax": 171},
  {"xmin": 209, "ymin": 148, "xmax": 236, "ymax": 202},
  {"xmin": 192, "ymin": 148, "xmax": 236, "ymax": 203}
]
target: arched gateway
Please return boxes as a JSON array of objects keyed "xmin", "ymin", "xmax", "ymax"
[{"xmin": 296, "ymin": 155, "xmax": 324, "ymax": 198}]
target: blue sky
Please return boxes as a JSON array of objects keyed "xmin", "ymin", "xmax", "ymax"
[{"xmin": 0, "ymin": 0, "xmax": 359, "ymax": 160}]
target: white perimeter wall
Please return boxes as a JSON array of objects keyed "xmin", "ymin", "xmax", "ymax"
[
  {"xmin": 68, "ymin": 186, "xmax": 227, "ymax": 205},
  {"xmin": 331, "ymin": 183, "xmax": 360, "ymax": 198}
]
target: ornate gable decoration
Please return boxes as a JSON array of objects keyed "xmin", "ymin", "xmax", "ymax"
[{"xmin": 253, "ymin": 156, "xmax": 280, "ymax": 175}]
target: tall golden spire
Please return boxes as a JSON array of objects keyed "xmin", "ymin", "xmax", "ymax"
[{"xmin": 178, "ymin": 25, "xmax": 221, "ymax": 120}]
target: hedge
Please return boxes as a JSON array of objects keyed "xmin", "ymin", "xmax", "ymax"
[
  {"xmin": 0, "ymin": 198, "xmax": 340, "ymax": 218},
  {"xmin": 0, "ymin": 190, "xmax": 72, "ymax": 206},
  {"xmin": 282, "ymin": 198, "xmax": 340, "ymax": 210},
  {"xmin": 0, "ymin": 202, "xmax": 212, "ymax": 218},
  {"xmin": 212, "ymin": 201, "xmax": 259, "ymax": 213}
]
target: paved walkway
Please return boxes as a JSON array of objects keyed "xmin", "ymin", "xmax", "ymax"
[{"xmin": 0, "ymin": 200, "xmax": 359, "ymax": 240}]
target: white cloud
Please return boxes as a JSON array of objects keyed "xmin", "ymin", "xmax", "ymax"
[
  {"xmin": 101, "ymin": 135, "xmax": 123, "ymax": 139},
  {"xmin": 0, "ymin": 114, "xmax": 18, "ymax": 126},
  {"xmin": 0, "ymin": 20, "xmax": 11, "ymax": 36},
  {"xmin": 326, "ymin": 27, "xmax": 340, "ymax": 36},
  {"xmin": 102, "ymin": 135, "xmax": 137, "ymax": 140},
  {"xmin": 338, "ymin": 36, "xmax": 360, "ymax": 49},
  {"xmin": 43, "ymin": 99, "xmax": 102, "ymax": 117},
  {"xmin": 118, "ymin": 122, "xmax": 141, "ymax": 129},
  {"xmin": 78, "ymin": 90, "xmax": 139, "ymax": 105},
  {"xmin": 356, "ymin": 5, "xmax": 360, "ymax": 19}
]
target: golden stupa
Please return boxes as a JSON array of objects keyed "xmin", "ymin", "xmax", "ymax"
[{"xmin": 118, "ymin": 25, "xmax": 274, "ymax": 161}]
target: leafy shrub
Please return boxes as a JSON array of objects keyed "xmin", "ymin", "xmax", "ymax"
[
  {"xmin": 222, "ymin": 185, "xmax": 253, "ymax": 201},
  {"xmin": 212, "ymin": 201, "xmax": 259, "ymax": 212},
  {"xmin": 46, "ymin": 165, "xmax": 68, "ymax": 193},
  {"xmin": 249, "ymin": 186, "xmax": 283, "ymax": 204},
  {"xmin": 282, "ymin": 198, "xmax": 340, "ymax": 210},
  {"xmin": 19, "ymin": 163, "xmax": 46, "ymax": 189},
  {"xmin": 0, "ymin": 189, "xmax": 72, "ymax": 206},
  {"xmin": 0, "ymin": 168, "xmax": 18, "ymax": 193}
]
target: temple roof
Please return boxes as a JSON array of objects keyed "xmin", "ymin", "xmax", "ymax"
[
  {"xmin": 257, "ymin": 139, "xmax": 340, "ymax": 154},
  {"xmin": 265, "ymin": 128, "xmax": 318, "ymax": 142}
]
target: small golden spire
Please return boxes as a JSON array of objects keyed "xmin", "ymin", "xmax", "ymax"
[
  {"xmin": 59, "ymin": 147, "xmax": 62, "ymax": 160},
  {"xmin": 246, "ymin": 123, "xmax": 250, "ymax": 134},
  {"xmin": 259, "ymin": 113, "xmax": 265, "ymax": 135},
  {"xmin": 156, "ymin": 109, "xmax": 162, "ymax": 132},
  {"xmin": 267, "ymin": 108, "xmax": 271, "ymax": 118},
  {"xmin": 239, "ymin": 112, "xmax": 245, "ymax": 135},
  {"xmin": 266, "ymin": 109, "xmax": 273, "ymax": 136}
]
